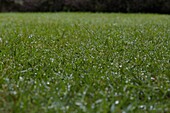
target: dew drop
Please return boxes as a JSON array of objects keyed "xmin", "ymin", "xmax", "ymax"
[
  {"xmin": 115, "ymin": 100, "xmax": 119, "ymax": 105},
  {"xmin": 28, "ymin": 34, "xmax": 33, "ymax": 38},
  {"xmin": 19, "ymin": 76, "xmax": 24, "ymax": 81},
  {"xmin": 0, "ymin": 37, "xmax": 2, "ymax": 43},
  {"xmin": 50, "ymin": 58, "xmax": 54, "ymax": 63},
  {"xmin": 139, "ymin": 105, "xmax": 146, "ymax": 110},
  {"xmin": 95, "ymin": 99, "xmax": 103, "ymax": 104},
  {"xmin": 47, "ymin": 82, "xmax": 50, "ymax": 85}
]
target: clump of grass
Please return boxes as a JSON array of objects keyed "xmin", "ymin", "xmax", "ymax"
[{"xmin": 0, "ymin": 13, "xmax": 170, "ymax": 113}]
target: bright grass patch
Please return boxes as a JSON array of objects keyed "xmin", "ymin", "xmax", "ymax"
[{"xmin": 0, "ymin": 13, "xmax": 170, "ymax": 113}]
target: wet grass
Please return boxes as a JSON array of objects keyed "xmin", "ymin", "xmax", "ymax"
[{"xmin": 0, "ymin": 13, "xmax": 170, "ymax": 113}]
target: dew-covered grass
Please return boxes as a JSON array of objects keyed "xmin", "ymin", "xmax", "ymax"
[{"xmin": 0, "ymin": 13, "xmax": 170, "ymax": 113}]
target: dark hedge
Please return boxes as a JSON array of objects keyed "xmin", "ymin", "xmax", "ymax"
[{"xmin": 0, "ymin": 0, "xmax": 170, "ymax": 14}]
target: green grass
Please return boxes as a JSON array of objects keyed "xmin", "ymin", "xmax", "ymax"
[{"xmin": 0, "ymin": 13, "xmax": 170, "ymax": 113}]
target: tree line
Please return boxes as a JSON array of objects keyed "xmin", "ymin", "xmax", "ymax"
[{"xmin": 0, "ymin": 0, "xmax": 170, "ymax": 14}]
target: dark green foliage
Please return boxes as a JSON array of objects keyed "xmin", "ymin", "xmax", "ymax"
[
  {"xmin": 22, "ymin": 0, "xmax": 64, "ymax": 12},
  {"xmin": 0, "ymin": 0, "xmax": 170, "ymax": 13},
  {"xmin": 0, "ymin": 0, "xmax": 20, "ymax": 12}
]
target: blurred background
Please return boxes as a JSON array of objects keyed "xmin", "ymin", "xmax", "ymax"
[{"xmin": 0, "ymin": 0, "xmax": 170, "ymax": 14}]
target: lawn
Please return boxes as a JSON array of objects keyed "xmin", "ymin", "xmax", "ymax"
[{"xmin": 0, "ymin": 13, "xmax": 170, "ymax": 113}]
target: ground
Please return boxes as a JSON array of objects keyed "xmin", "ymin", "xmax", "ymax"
[{"xmin": 0, "ymin": 13, "xmax": 170, "ymax": 113}]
